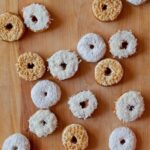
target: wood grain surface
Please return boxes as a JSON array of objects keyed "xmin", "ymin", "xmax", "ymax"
[{"xmin": 0, "ymin": 0, "xmax": 150, "ymax": 149}]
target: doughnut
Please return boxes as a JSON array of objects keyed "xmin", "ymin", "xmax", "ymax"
[
  {"xmin": 16, "ymin": 52, "xmax": 46, "ymax": 81},
  {"xmin": 109, "ymin": 30, "xmax": 137, "ymax": 59},
  {"xmin": 95, "ymin": 58, "xmax": 124, "ymax": 86},
  {"xmin": 127, "ymin": 0, "xmax": 147, "ymax": 5},
  {"xmin": 68, "ymin": 90, "xmax": 98, "ymax": 119},
  {"xmin": 77, "ymin": 33, "xmax": 106, "ymax": 62},
  {"xmin": 0, "ymin": 12, "xmax": 24, "ymax": 41},
  {"xmin": 29, "ymin": 109, "xmax": 57, "ymax": 137},
  {"xmin": 2, "ymin": 133, "xmax": 30, "ymax": 150},
  {"xmin": 92, "ymin": 0, "xmax": 123, "ymax": 21},
  {"xmin": 47, "ymin": 50, "xmax": 80, "ymax": 80},
  {"xmin": 22, "ymin": 3, "xmax": 51, "ymax": 32},
  {"xmin": 109, "ymin": 127, "xmax": 136, "ymax": 150},
  {"xmin": 62, "ymin": 124, "xmax": 88, "ymax": 150},
  {"xmin": 115, "ymin": 91, "xmax": 145, "ymax": 122},
  {"xmin": 31, "ymin": 80, "xmax": 61, "ymax": 109}
]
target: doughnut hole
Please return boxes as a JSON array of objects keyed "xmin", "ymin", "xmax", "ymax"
[
  {"xmin": 5, "ymin": 23, "xmax": 13, "ymax": 30},
  {"xmin": 27, "ymin": 63, "xmax": 34, "ymax": 69},
  {"xmin": 89, "ymin": 44, "xmax": 94, "ymax": 49},
  {"xmin": 104, "ymin": 67, "xmax": 112, "ymax": 76},
  {"xmin": 31, "ymin": 15, "xmax": 38, "ymax": 23},
  {"xmin": 80, "ymin": 100, "xmax": 89, "ymax": 109},
  {"xmin": 101, "ymin": 4, "xmax": 107, "ymax": 11},
  {"xmin": 71, "ymin": 136, "xmax": 77, "ymax": 144},
  {"xmin": 60, "ymin": 62, "xmax": 67, "ymax": 70},
  {"xmin": 12, "ymin": 146, "xmax": 18, "ymax": 150},
  {"xmin": 44, "ymin": 92, "xmax": 47, "ymax": 96},
  {"xmin": 127, "ymin": 105, "xmax": 135, "ymax": 111},
  {"xmin": 120, "ymin": 41, "xmax": 128, "ymax": 49},
  {"xmin": 120, "ymin": 139, "xmax": 126, "ymax": 145},
  {"xmin": 40, "ymin": 120, "xmax": 47, "ymax": 126}
]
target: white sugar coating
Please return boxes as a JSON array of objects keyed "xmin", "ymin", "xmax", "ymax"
[
  {"xmin": 31, "ymin": 80, "xmax": 61, "ymax": 109},
  {"xmin": 109, "ymin": 127, "xmax": 136, "ymax": 150},
  {"xmin": 109, "ymin": 30, "xmax": 137, "ymax": 59},
  {"xmin": 29, "ymin": 110, "xmax": 57, "ymax": 137},
  {"xmin": 77, "ymin": 33, "xmax": 106, "ymax": 62},
  {"xmin": 47, "ymin": 50, "xmax": 80, "ymax": 80},
  {"xmin": 115, "ymin": 91, "xmax": 144, "ymax": 122},
  {"xmin": 68, "ymin": 90, "xmax": 98, "ymax": 119},
  {"xmin": 22, "ymin": 3, "xmax": 50, "ymax": 32},
  {"xmin": 127, "ymin": 0, "xmax": 147, "ymax": 5},
  {"xmin": 2, "ymin": 133, "xmax": 30, "ymax": 150}
]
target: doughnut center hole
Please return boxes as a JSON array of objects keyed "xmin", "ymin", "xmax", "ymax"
[
  {"xmin": 71, "ymin": 136, "xmax": 77, "ymax": 144},
  {"xmin": 44, "ymin": 92, "xmax": 47, "ymax": 96},
  {"xmin": 127, "ymin": 105, "xmax": 135, "ymax": 111},
  {"xmin": 89, "ymin": 44, "xmax": 94, "ymax": 49},
  {"xmin": 102, "ymin": 4, "xmax": 107, "ymax": 10},
  {"xmin": 80, "ymin": 100, "xmax": 89, "ymax": 109},
  {"xmin": 40, "ymin": 120, "xmax": 47, "ymax": 126},
  {"xmin": 60, "ymin": 62, "xmax": 67, "ymax": 70},
  {"xmin": 12, "ymin": 146, "xmax": 18, "ymax": 150},
  {"xmin": 120, "ymin": 41, "xmax": 128, "ymax": 49},
  {"xmin": 27, "ymin": 63, "xmax": 34, "ymax": 69},
  {"xmin": 120, "ymin": 139, "xmax": 126, "ymax": 145},
  {"xmin": 5, "ymin": 23, "xmax": 13, "ymax": 30},
  {"xmin": 104, "ymin": 67, "xmax": 111, "ymax": 76},
  {"xmin": 31, "ymin": 15, "xmax": 38, "ymax": 23}
]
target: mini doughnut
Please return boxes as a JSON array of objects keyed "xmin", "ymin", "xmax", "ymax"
[
  {"xmin": 109, "ymin": 127, "xmax": 136, "ymax": 150},
  {"xmin": 92, "ymin": 0, "xmax": 123, "ymax": 22},
  {"xmin": 0, "ymin": 12, "xmax": 24, "ymax": 41},
  {"xmin": 77, "ymin": 33, "xmax": 106, "ymax": 62},
  {"xmin": 62, "ymin": 124, "xmax": 88, "ymax": 150},
  {"xmin": 31, "ymin": 80, "xmax": 61, "ymax": 109},
  {"xmin": 2, "ymin": 133, "xmax": 30, "ymax": 150},
  {"xmin": 22, "ymin": 3, "xmax": 51, "ymax": 32},
  {"xmin": 16, "ymin": 52, "xmax": 46, "ymax": 81},
  {"xmin": 68, "ymin": 90, "xmax": 98, "ymax": 120},
  {"xmin": 115, "ymin": 91, "xmax": 145, "ymax": 122},
  {"xmin": 95, "ymin": 58, "xmax": 124, "ymax": 86},
  {"xmin": 47, "ymin": 50, "xmax": 80, "ymax": 80},
  {"xmin": 109, "ymin": 30, "xmax": 137, "ymax": 59},
  {"xmin": 127, "ymin": 0, "xmax": 147, "ymax": 5},
  {"xmin": 29, "ymin": 109, "xmax": 57, "ymax": 137}
]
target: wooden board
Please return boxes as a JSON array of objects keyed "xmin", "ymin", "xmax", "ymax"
[{"xmin": 0, "ymin": 0, "xmax": 150, "ymax": 149}]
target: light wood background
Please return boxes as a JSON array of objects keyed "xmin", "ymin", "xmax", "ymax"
[{"xmin": 0, "ymin": 0, "xmax": 150, "ymax": 149}]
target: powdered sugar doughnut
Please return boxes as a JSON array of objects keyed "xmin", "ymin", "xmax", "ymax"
[
  {"xmin": 2, "ymin": 133, "xmax": 30, "ymax": 150},
  {"xmin": 127, "ymin": 0, "xmax": 147, "ymax": 5},
  {"xmin": 29, "ymin": 109, "xmax": 57, "ymax": 137},
  {"xmin": 109, "ymin": 30, "xmax": 137, "ymax": 59},
  {"xmin": 68, "ymin": 90, "xmax": 98, "ymax": 119},
  {"xmin": 31, "ymin": 80, "xmax": 61, "ymax": 109},
  {"xmin": 47, "ymin": 50, "xmax": 80, "ymax": 80},
  {"xmin": 109, "ymin": 127, "xmax": 136, "ymax": 150},
  {"xmin": 115, "ymin": 91, "xmax": 144, "ymax": 122},
  {"xmin": 22, "ymin": 3, "xmax": 51, "ymax": 32},
  {"xmin": 77, "ymin": 33, "xmax": 106, "ymax": 62}
]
